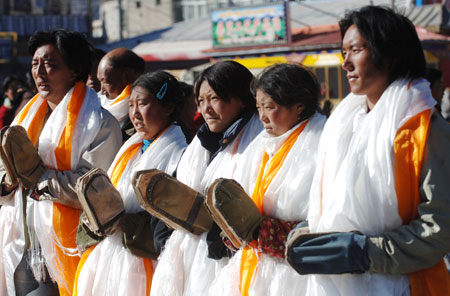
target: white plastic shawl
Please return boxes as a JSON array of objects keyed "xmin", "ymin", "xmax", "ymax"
[
  {"xmin": 0, "ymin": 187, "xmax": 25, "ymax": 296},
  {"xmin": 150, "ymin": 114, "xmax": 263, "ymax": 296},
  {"xmin": 100, "ymin": 85, "xmax": 131, "ymax": 125},
  {"xmin": 0, "ymin": 84, "xmax": 103, "ymax": 295},
  {"xmin": 74, "ymin": 125, "xmax": 187, "ymax": 296},
  {"xmin": 307, "ymin": 79, "xmax": 435, "ymax": 296},
  {"xmin": 209, "ymin": 112, "xmax": 326, "ymax": 296},
  {"xmin": 30, "ymin": 85, "xmax": 103, "ymax": 292}
]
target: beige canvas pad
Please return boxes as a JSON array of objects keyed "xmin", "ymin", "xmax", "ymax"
[
  {"xmin": 0, "ymin": 126, "xmax": 18, "ymax": 188},
  {"xmin": 205, "ymin": 178, "xmax": 263, "ymax": 249},
  {"xmin": 133, "ymin": 169, "xmax": 213, "ymax": 235},
  {"xmin": 1, "ymin": 125, "xmax": 45, "ymax": 189},
  {"xmin": 76, "ymin": 168, "xmax": 124, "ymax": 237}
]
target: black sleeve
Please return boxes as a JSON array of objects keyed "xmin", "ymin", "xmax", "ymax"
[
  {"xmin": 151, "ymin": 215, "xmax": 174, "ymax": 254},
  {"xmin": 206, "ymin": 222, "xmax": 233, "ymax": 259}
]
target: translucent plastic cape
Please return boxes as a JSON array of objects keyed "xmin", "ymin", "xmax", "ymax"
[
  {"xmin": 99, "ymin": 85, "xmax": 131, "ymax": 125},
  {"xmin": 209, "ymin": 112, "xmax": 327, "ymax": 296},
  {"xmin": 30, "ymin": 86, "xmax": 103, "ymax": 292},
  {"xmin": 0, "ymin": 187, "xmax": 25, "ymax": 296},
  {"xmin": 0, "ymin": 85, "xmax": 103, "ymax": 294},
  {"xmin": 0, "ymin": 91, "xmax": 46, "ymax": 295},
  {"xmin": 151, "ymin": 113, "xmax": 263, "ymax": 296},
  {"xmin": 74, "ymin": 125, "xmax": 187, "ymax": 296},
  {"xmin": 307, "ymin": 79, "xmax": 436, "ymax": 296}
]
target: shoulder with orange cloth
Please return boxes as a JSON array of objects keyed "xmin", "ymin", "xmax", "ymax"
[
  {"xmin": 286, "ymin": 5, "xmax": 450, "ymax": 296},
  {"xmin": 73, "ymin": 70, "xmax": 188, "ymax": 296},
  {"xmin": 0, "ymin": 29, "xmax": 122, "ymax": 296},
  {"xmin": 207, "ymin": 63, "xmax": 326, "ymax": 296}
]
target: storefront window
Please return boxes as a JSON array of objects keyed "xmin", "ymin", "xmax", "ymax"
[
  {"xmin": 314, "ymin": 68, "xmax": 326, "ymax": 99},
  {"xmin": 329, "ymin": 67, "xmax": 338, "ymax": 99},
  {"xmin": 310, "ymin": 66, "xmax": 351, "ymax": 101}
]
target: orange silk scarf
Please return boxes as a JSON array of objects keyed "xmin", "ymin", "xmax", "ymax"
[
  {"xmin": 394, "ymin": 109, "xmax": 450, "ymax": 296},
  {"xmin": 240, "ymin": 121, "xmax": 308, "ymax": 296},
  {"xmin": 74, "ymin": 127, "xmax": 170, "ymax": 296},
  {"xmin": 73, "ymin": 142, "xmax": 142, "ymax": 296},
  {"xmin": 52, "ymin": 82, "xmax": 86, "ymax": 296},
  {"xmin": 110, "ymin": 84, "xmax": 131, "ymax": 106},
  {"xmin": 15, "ymin": 93, "xmax": 48, "ymax": 145},
  {"xmin": 16, "ymin": 82, "xmax": 88, "ymax": 296}
]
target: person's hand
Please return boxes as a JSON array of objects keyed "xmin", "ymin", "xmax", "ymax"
[
  {"xmin": 1, "ymin": 179, "xmax": 17, "ymax": 195},
  {"xmin": 29, "ymin": 186, "xmax": 41, "ymax": 201},
  {"xmin": 287, "ymin": 232, "xmax": 370, "ymax": 274}
]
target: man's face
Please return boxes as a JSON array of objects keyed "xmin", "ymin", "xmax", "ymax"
[
  {"xmin": 97, "ymin": 58, "xmax": 128, "ymax": 100},
  {"xmin": 31, "ymin": 44, "xmax": 76, "ymax": 107},
  {"xmin": 341, "ymin": 25, "xmax": 390, "ymax": 107}
]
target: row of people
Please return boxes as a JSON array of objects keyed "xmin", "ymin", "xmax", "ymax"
[{"xmin": 0, "ymin": 5, "xmax": 449, "ymax": 296}]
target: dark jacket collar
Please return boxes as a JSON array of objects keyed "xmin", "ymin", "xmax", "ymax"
[{"xmin": 197, "ymin": 109, "xmax": 254, "ymax": 163}]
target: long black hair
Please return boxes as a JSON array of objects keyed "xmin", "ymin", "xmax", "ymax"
[{"xmin": 339, "ymin": 5, "xmax": 426, "ymax": 83}]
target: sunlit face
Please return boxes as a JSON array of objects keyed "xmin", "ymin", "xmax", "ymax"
[
  {"xmin": 97, "ymin": 58, "xmax": 128, "ymax": 99},
  {"xmin": 342, "ymin": 25, "xmax": 390, "ymax": 108},
  {"xmin": 197, "ymin": 80, "xmax": 244, "ymax": 133},
  {"xmin": 129, "ymin": 86, "xmax": 172, "ymax": 140},
  {"xmin": 31, "ymin": 44, "xmax": 77, "ymax": 107},
  {"xmin": 256, "ymin": 89, "xmax": 303, "ymax": 137}
]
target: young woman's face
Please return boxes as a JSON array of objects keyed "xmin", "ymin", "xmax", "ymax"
[
  {"xmin": 197, "ymin": 80, "xmax": 244, "ymax": 133},
  {"xmin": 341, "ymin": 24, "xmax": 390, "ymax": 108},
  {"xmin": 129, "ymin": 86, "xmax": 172, "ymax": 140},
  {"xmin": 256, "ymin": 89, "xmax": 304, "ymax": 137}
]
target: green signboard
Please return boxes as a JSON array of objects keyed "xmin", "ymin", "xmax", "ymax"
[{"xmin": 212, "ymin": 3, "xmax": 290, "ymax": 48}]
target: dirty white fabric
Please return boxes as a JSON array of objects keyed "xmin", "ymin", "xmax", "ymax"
[{"xmin": 307, "ymin": 79, "xmax": 435, "ymax": 296}]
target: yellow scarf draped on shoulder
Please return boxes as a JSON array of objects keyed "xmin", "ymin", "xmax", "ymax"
[
  {"xmin": 16, "ymin": 82, "xmax": 88, "ymax": 296},
  {"xmin": 240, "ymin": 121, "xmax": 308, "ymax": 296},
  {"xmin": 110, "ymin": 84, "xmax": 132, "ymax": 106},
  {"xmin": 394, "ymin": 109, "xmax": 450, "ymax": 296},
  {"xmin": 74, "ymin": 127, "xmax": 169, "ymax": 296}
]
